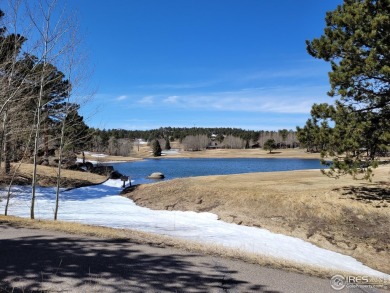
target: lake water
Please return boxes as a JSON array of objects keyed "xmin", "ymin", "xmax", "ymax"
[{"xmin": 111, "ymin": 158, "xmax": 325, "ymax": 185}]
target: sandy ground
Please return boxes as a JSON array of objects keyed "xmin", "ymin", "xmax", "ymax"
[{"xmin": 2, "ymin": 221, "xmax": 388, "ymax": 293}]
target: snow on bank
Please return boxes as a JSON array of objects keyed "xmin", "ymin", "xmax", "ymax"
[
  {"xmin": 162, "ymin": 148, "xmax": 180, "ymax": 155},
  {"xmin": 75, "ymin": 158, "xmax": 127, "ymax": 165},
  {"xmin": 1, "ymin": 179, "xmax": 388, "ymax": 279}
]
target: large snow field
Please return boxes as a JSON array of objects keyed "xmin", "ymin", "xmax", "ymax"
[{"xmin": 1, "ymin": 179, "xmax": 389, "ymax": 279}]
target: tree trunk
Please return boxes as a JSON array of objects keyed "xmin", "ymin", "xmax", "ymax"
[
  {"xmin": 31, "ymin": 106, "xmax": 42, "ymax": 220},
  {"xmin": 3, "ymin": 110, "xmax": 11, "ymax": 174},
  {"xmin": 54, "ymin": 147, "xmax": 63, "ymax": 220},
  {"xmin": 54, "ymin": 107, "xmax": 68, "ymax": 220},
  {"xmin": 44, "ymin": 120, "xmax": 49, "ymax": 157}
]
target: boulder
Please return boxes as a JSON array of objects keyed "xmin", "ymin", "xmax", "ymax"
[{"xmin": 147, "ymin": 172, "xmax": 165, "ymax": 179}]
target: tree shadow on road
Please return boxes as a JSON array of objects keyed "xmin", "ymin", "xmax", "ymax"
[{"xmin": 0, "ymin": 224, "xmax": 280, "ymax": 293}]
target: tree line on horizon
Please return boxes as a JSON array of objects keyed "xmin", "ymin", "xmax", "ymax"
[{"xmin": 87, "ymin": 127, "xmax": 300, "ymax": 155}]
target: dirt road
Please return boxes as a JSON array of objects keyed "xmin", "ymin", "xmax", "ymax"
[{"xmin": 1, "ymin": 223, "xmax": 387, "ymax": 293}]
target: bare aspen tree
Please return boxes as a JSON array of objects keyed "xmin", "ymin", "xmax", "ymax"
[
  {"xmin": 27, "ymin": 0, "xmax": 74, "ymax": 219},
  {"xmin": 0, "ymin": 0, "xmax": 90, "ymax": 218},
  {"xmin": 53, "ymin": 15, "xmax": 94, "ymax": 220},
  {"xmin": 54, "ymin": 33, "xmax": 74, "ymax": 220},
  {"xmin": 117, "ymin": 138, "xmax": 132, "ymax": 156},
  {"xmin": 0, "ymin": 1, "xmax": 35, "ymax": 215},
  {"xmin": 182, "ymin": 134, "xmax": 210, "ymax": 151},
  {"xmin": 223, "ymin": 135, "xmax": 245, "ymax": 149}
]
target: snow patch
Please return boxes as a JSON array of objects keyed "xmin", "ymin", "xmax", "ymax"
[
  {"xmin": 90, "ymin": 153, "xmax": 108, "ymax": 158},
  {"xmin": 1, "ymin": 181, "xmax": 389, "ymax": 279},
  {"xmin": 162, "ymin": 148, "xmax": 180, "ymax": 155}
]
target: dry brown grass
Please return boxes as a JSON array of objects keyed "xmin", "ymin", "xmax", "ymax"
[
  {"xmin": 1, "ymin": 163, "xmax": 107, "ymax": 188},
  {"xmin": 81, "ymin": 153, "xmax": 143, "ymax": 162},
  {"xmin": 91, "ymin": 145, "xmax": 321, "ymax": 160},
  {"xmin": 130, "ymin": 145, "xmax": 322, "ymax": 159},
  {"xmin": 0, "ymin": 215, "xmax": 359, "ymax": 279},
  {"xmin": 163, "ymin": 148, "xmax": 321, "ymax": 159},
  {"xmin": 125, "ymin": 165, "xmax": 390, "ymax": 274}
]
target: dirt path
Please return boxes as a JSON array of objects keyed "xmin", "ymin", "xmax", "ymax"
[{"xmin": 0, "ymin": 222, "xmax": 363, "ymax": 293}]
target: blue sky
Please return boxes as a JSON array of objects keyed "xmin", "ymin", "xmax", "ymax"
[{"xmin": 67, "ymin": 0, "xmax": 342, "ymax": 131}]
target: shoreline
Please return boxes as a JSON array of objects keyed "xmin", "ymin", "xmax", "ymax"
[
  {"xmin": 2, "ymin": 174, "xmax": 389, "ymax": 280},
  {"xmin": 124, "ymin": 165, "xmax": 390, "ymax": 275},
  {"xmin": 82, "ymin": 148, "xmax": 322, "ymax": 162},
  {"xmin": 3, "ymin": 155, "xmax": 389, "ymax": 277}
]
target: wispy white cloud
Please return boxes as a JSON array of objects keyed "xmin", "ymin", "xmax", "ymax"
[
  {"xmin": 138, "ymin": 96, "xmax": 155, "ymax": 104},
  {"xmin": 116, "ymin": 95, "xmax": 128, "ymax": 101},
  {"xmin": 163, "ymin": 95, "xmax": 180, "ymax": 103},
  {"xmin": 154, "ymin": 85, "xmax": 331, "ymax": 114},
  {"xmin": 137, "ymin": 80, "xmax": 219, "ymax": 90},
  {"xmin": 240, "ymin": 68, "xmax": 326, "ymax": 82}
]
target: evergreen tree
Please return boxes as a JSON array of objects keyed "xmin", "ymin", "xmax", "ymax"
[
  {"xmin": 152, "ymin": 139, "xmax": 162, "ymax": 157},
  {"xmin": 279, "ymin": 129, "xmax": 289, "ymax": 148},
  {"xmin": 63, "ymin": 107, "xmax": 90, "ymax": 153},
  {"xmin": 165, "ymin": 137, "xmax": 171, "ymax": 150},
  {"xmin": 0, "ymin": 10, "xmax": 28, "ymax": 174},
  {"xmin": 302, "ymin": 0, "xmax": 390, "ymax": 180},
  {"xmin": 263, "ymin": 139, "xmax": 276, "ymax": 154}
]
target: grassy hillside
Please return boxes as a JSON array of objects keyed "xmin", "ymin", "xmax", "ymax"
[{"xmin": 124, "ymin": 165, "xmax": 390, "ymax": 274}]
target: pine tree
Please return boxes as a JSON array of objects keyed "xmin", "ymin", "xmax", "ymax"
[
  {"xmin": 165, "ymin": 137, "xmax": 171, "ymax": 150},
  {"xmin": 301, "ymin": 0, "xmax": 390, "ymax": 180},
  {"xmin": 263, "ymin": 139, "xmax": 276, "ymax": 154},
  {"xmin": 0, "ymin": 10, "xmax": 28, "ymax": 174},
  {"xmin": 152, "ymin": 139, "xmax": 162, "ymax": 157}
]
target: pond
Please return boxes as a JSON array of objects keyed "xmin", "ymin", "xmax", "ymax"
[{"xmin": 111, "ymin": 158, "xmax": 325, "ymax": 185}]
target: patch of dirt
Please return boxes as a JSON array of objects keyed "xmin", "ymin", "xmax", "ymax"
[{"xmin": 336, "ymin": 182, "xmax": 390, "ymax": 204}]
